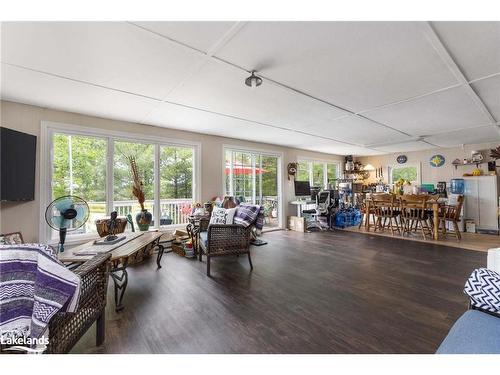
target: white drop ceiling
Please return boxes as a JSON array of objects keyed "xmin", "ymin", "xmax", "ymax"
[{"xmin": 1, "ymin": 21, "xmax": 499, "ymax": 156}]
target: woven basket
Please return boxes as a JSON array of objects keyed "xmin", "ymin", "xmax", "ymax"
[{"xmin": 95, "ymin": 218, "xmax": 128, "ymax": 238}]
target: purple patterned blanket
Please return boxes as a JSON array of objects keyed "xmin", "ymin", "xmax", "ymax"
[
  {"xmin": 0, "ymin": 244, "xmax": 81, "ymax": 340},
  {"xmin": 234, "ymin": 204, "xmax": 265, "ymax": 235}
]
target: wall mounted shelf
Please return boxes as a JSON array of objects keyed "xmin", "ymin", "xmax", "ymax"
[{"xmin": 451, "ymin": 161, "xmax": 485, "ymax": 170}]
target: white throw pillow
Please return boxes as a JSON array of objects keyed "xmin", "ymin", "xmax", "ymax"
[{"xmin": 209, "ymin": 207, "xmax": 237, "ymax": 225}]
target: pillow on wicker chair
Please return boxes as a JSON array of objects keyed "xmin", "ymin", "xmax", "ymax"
[{"xmin": 209, "ymin": 207, "xmax": 237, "ymax": 225}]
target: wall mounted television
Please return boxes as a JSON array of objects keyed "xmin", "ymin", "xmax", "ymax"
[{"xmin": 1, "ymin": 127, "xmax": 37, "ymax": 201}]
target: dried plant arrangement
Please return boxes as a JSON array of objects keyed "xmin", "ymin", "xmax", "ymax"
[
  {"xmin": 490, "ymin": 146, "xmax": 500, "ymax": 160},
  {"xmin": 126, "ymin": 155, "xmax": 145, "ymax": 211}
]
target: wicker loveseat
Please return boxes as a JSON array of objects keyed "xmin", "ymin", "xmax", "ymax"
[
  {"xmin": 46, "ymin": 253, "xmax": 111, "ymax": 353},
  {"xmin": 0, "ymin": 251, "xmax": 111, "ymax": 354}
]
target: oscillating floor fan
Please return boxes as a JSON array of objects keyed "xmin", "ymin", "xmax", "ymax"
[{"xmin": 45, "ymin": 195, "xmax": 90, "ymax": 252}]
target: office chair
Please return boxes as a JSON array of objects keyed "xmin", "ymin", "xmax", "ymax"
[{"xmin": 302, "ymin": 191, "xmax": 331, "ymax": 231}]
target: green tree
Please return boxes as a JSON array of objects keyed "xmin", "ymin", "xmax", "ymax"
[
  {"xmin": 392, "ymin": 166, "xmax": 418, "ymax": 183},
  {"xmin": 52, "ymin": 134, "xmax": 107, "ymax": 201},
  {"xmin": 160, "ymin": 146, "xmax": 193, "ymax": 199},
  {"xmin": 113, "ymin": 141, "xmax": 155, "ymax": 200}
]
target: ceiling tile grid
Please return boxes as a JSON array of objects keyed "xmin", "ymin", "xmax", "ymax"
[
  {"xmin": 1, "ymin": 22, "xmax": 204, "ymax": 99},
  {"xmin": 215, "ymin": 21, "xmax": 460, "ymax": 112},
  {"xmin": 471, "ymin": 75, "xmax": 500, "ymax": 121},
  {"xmin": 1, "ymin": 21, "xmax": 499, "ymax": 156},
  {"xmin": 431, "ymin": 21, "xmax": 500, "ymax": 81},
  {"xmin": 1, "ymin": 64, "xmax": 160, "ymax": 124},
  {"xmin": 360, "ymin": 86, "xmax": 494, "ymax": 136}
]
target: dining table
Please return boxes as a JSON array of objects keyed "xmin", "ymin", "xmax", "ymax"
[{"xmin": 363, "ymin": 194, "xmax": 443, "ymax": 240}]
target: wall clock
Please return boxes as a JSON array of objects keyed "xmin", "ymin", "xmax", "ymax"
[
  {"xmin": 430, "ymin": 154, "xmax": 445, "ymax": 167},
  {"xmin": 396, "ymin": 155, "xmax": 407, "ymax": 164}
]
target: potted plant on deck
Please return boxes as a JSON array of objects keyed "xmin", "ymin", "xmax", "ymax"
[{"xmin": 126, "ymin": 155, "xmax": 152, "ymax": 231}]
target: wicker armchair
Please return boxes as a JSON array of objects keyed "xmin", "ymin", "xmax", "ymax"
[
  {"xmin": 198, "ymin": 224, "xmax": 253, "ymax": 277},
  {"xmin": 45, "ymin": 253, "xmax": 111, "ymax": 353}
]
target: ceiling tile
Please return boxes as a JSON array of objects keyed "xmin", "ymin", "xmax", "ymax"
[
  {"xmin": 1, "ymin": 22, "xmax": 203, "ymax": 99},
  {"xmin": 362, "ymin": 86, "xmax": 492, "ymax": 136},
  {"xmin": 166, "ymin": 60, "xmax": 411, "ymax": 147},
  {"xmin": 472, "ymin": 75, "xmax": 500, "ymax": 121},
  {"xmin": 216, "ymin": 21, "xmax": 459, "ymax": 112},
  {"xmin": 132, "ymin": 21, "xmax": 236, "ymax": 53},
  {"xmin": 432, "ymin": 21, "xmax": 500, "ymax": 81},
  {"xmin": 425, "ymin": 126, "xmax": 500, "ymax": 148},
  {"xmin": 1, "ymin": 64, "xmax": 160, "ymax": 124},
  {"xmin": 165, "ymin": 59, "xmax": 349, "ymax": 132},
  {"xmin": 372, "ymin": 141, "xmax": 437, "ymax": 153},
  {"xmin": 146, "ymin": 101, "xmax": 377, "ymax": 155},
  {"xmin": 315, "ymin": 115, "xmax": 412, "ymax": 146}
]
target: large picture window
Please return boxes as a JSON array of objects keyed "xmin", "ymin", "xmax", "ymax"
[
  {"xmin": 44, "ymin": 122, "xmax": 199, "ymax": 242},
  {"xmin": 296, "ymin": 160, "xmax": 340, "ymax": 189}
]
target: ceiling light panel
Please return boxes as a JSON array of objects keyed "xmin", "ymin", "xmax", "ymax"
[{"xmin": 216, "ymin": 21, "xmax": 459, "ymax": 112}]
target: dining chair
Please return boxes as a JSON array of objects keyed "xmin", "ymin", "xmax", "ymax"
[
  {"xmin": 359, "ymin": 192, "xmax": 384, "ymax": 231},
  {"xmin": 438, "ymin": 195, "xmax": 464, "ymax": 241},
  {"xmin": 371, "ymin": 194, "xmax": 401, "ymax": 236},
  {"xmin": 399, "ymin": 195, "xmax": 433, "ymax": 240}
]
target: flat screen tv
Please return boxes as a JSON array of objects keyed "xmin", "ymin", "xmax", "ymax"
[{"xmin": 1, "ymin": 127, "xmax": 37, "ymax": 201}]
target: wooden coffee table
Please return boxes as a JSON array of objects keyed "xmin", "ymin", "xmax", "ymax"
[{"xmin": 59, "ymin": 231, "xmax": 170, "ymax": 311}]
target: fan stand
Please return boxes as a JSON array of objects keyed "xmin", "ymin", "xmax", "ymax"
[{"xmin": 59, "ymin": 227, "xmax": 67, "ymax": 253}]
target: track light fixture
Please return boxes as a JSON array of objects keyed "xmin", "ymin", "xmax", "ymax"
[{"xmin": 245, "ymin": 71, "xmax": 262, "ymax": 88}]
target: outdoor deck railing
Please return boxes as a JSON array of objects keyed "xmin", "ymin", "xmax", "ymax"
[{"xmin": 77, "ymin": 196, "xmax": 279, "ymax": 235}]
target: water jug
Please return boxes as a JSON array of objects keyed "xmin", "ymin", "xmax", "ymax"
[{"xmin": 450, "ymin": 178, "xmax": 465, "ymax": 194}]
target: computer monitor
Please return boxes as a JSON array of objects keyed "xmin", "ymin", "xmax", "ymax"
[{"xmin": 294, "ymin": 180, "xmax": 311, "ymax": 197}]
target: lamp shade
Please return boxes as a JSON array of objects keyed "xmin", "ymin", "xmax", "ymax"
[{"xmin": 363, "ymin": 164, "xmax": 376, "ymax": 171}]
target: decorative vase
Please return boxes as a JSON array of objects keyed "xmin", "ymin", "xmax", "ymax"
[{"xmin": 136, "ymin": 209, "xmax": 152, "ymax": 231}]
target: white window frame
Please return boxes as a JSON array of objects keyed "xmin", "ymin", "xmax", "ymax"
[
  {"xmin": 222, "ymin": 145, "xmax": 284, "ymax": 230},
  {"xmin": 296, "ymin": 157, "xmax": 341, "ymax": 189},
  {"xmin": 388, "ymin": 162, "xmax": 422, "ymax": 185},
  {"xmin": 40, "ymin": 121, "xmax": 201, "ymax": 245}
]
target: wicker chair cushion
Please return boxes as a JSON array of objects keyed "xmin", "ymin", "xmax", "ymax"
[{"xmin": 199, "ymin": 231, "xmax": 208, "ymax": 251}]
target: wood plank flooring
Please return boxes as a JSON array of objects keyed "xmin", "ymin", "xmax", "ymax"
[
  {"xmin": 72, "ymin": 230, "xmax": 486, "ymax": 354},
  {"xmin": 344, "ymin": 225, "xmax": 499, "ymax": 252}
]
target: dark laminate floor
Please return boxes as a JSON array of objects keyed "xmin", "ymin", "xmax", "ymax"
[{"xmin": 72, "ymin": 230, "xmax": 486, "ymax": 354}]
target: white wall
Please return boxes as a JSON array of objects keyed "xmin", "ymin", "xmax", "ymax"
[
  {"xmin": 0, "ymin": 100, "xmax": 343, "ymax": 242},
  {"xmin": 357, "ymin": 143, "xmax": 499, "ymax": 185}
]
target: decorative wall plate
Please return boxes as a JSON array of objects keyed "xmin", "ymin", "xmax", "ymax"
[
  {"xmin": 396, "ymin": 155, "xmax": 407, "ymax": 164},
  {"xmin": 430, "ymin": 154, "xmax": 445, "ymax": 167}
]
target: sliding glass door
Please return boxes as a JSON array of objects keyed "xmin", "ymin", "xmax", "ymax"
[{"xmin": 225, "ymin": 149, "xmax": 281, "ymax": 230}]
